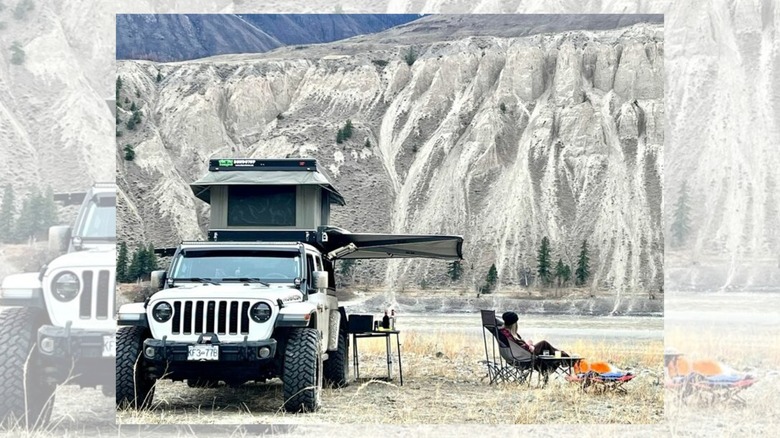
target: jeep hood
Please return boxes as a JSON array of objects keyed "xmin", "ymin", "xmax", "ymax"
[
  {"xmin": 47, "ymin": 247, "xmax": 116, "ymax": 270},
  {"xmin": 151, "ymin": 284, "xmax": 304, "ymax": 303}
]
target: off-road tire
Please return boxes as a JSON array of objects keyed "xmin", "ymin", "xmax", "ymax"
[
  {"xmin": 0, "ymin": 307, "xmax": 56, "ymax": 428},
  {"xmin": 116, "ymin": 326, "xmax": 155, "ymax": 409},
  {"xmin": 323, "ymin": 326, "xmax": 349, "ymax": 388},
  {"xmin": 282, "ymin": 328, "xmax": 322, "ymax": 413}
]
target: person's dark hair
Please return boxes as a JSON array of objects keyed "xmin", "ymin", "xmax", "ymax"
[{"xmin": 502, "ymin": 311, "xmax": 519, "ymax": 326}]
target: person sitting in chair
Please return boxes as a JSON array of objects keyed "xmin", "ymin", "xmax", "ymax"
[{"xmin": 499, "ymin": 311, "xmax": 569, "ymax": 357}]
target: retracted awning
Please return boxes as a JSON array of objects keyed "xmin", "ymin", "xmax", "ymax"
[{"xmin": 320, "ymin": 227, "xmax": 463, "ymax": 260}]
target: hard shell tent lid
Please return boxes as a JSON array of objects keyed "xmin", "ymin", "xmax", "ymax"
[{"xmin": 189, "ymin": 158, "xmax": 346, "ymax": 206}]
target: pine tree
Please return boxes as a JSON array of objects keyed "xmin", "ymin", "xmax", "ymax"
[
  {"xmin": 116, "ymin": 75, "xmax": 122, "ymax": 101},
  {"xmin": 485, "ymin": 263, "xmax": 498, "ymax": 292},
  {"xmin": 146, "ymin": 243, "xmax": 158, "ymax": 273},
  {"xmin": 670, "ymin": 180, "xmax": 691, "ymax": 248},
  {"xmin": 576, "ymin": 239, "xmax": 590, "ymax": 286},
  {"xmin": 0, "ymin": 184, "xmax": 15, "ymax": 243},
  {"xmin": 343, "ymin": 119, "xmax": 353, "ymax": 139},
  {"xmin": 555, "ymin": 258, "xmax": 566, "ymax": 288},
  {"xmin": 364, "ymin": 138, "xmax": 371, "ymax": 148},
  {"xmin": 537, "ymin": 237, "xmax": 552, "ymax": 286},
  {"xmin": 447, "ymin": 260, "xmax": 462, "ymax": 282},
  {"xmin": 336, "ymin": 128, "xmax": 344, "ymax": 144},
  {"xmin": 562, "ymin": 264, "xmax": 572, "ymax": 286},
  {"xmin": 404, "ymin": 47, "xmax": 417, "ymax": 66},
  {"xmin": 116, "ymin": 241, "xmax": 129, "ymax": 283},
  {"xmin": 156, "ymin": 71, "xmax": 163, "ymax": 82},
  {"xmin": 339, "ymin": 258, "xmax": 355, "ymax": 276},
  {"xmin": 126, "ymin": 117, "xmax": 136, "ymax": 130},
  {"xmin": 124, "ymin": 144, "xmax": 135, "ymax": 161},
  {"xmin": 38, "ymin": 186, "xmax": 58, "ymax": 232},
  {"xmin": 130, "ymin": 102, "xmax": 137, "ymax": 111},
  {"xmin": 136, "ymin": 246, "xmax": 150, "ymax": 281},
  {"xmin": 128, "ymin": 246, "xmax": 142, "ymax": 281},
  {"xmin": 13, "ymin": 195, "xmax": 35, "ymax": 242}
]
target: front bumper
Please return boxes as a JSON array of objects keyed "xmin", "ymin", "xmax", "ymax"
[
  {"xmin": 37, "ymin": 324, "xmax": 115, "ymax": 360},
  {"xmin": 142, "ymin": 337, "xmax": 277, "ymax": 364}
]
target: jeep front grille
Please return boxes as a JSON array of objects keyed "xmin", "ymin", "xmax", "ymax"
[
  {"xmin": 78, "ymin": 270, "xmax": 114, "ymax": 319},
  {"xmin": 170, "ymin": 300, "xmax": 251, "ymax": 335}
]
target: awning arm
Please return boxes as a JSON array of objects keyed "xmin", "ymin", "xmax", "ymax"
[{"xmin": 325, "ymin": 243, "xmax": 357, "ymax": 261}]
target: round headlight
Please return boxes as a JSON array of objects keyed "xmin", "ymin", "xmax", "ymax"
[
  {"xmin": 249, "ymin": 302, "xmax": 272, "ymax": 323},
  {"xmin": 152, "ymin": 302, "xmax": 173, "ymax": 323},
  {"xmin": 51, "ymin": 272, "xmax": 80, "ymax": 302}
]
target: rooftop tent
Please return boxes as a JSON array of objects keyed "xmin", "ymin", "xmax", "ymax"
[{"xmin": 190, "ymin": 159, "xmax": 346, "ymax": 206}]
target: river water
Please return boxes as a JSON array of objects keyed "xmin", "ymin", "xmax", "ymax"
[{"xmin": 392, "ymin": 313, "xmax": 662, "ymax": 346}]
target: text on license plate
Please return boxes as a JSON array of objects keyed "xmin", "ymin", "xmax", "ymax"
[
  {"xmin": 103, "ymin": 335, "xmax": 116, "ymax": 357},
  {"xmin": 188, "ymin": 345, "xmax": 219, "ymax": 361}
]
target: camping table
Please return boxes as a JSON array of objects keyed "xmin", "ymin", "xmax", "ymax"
[
  {"xmin": 351, "ymin": 330, "xmax": 403, "ymax": 386},
  {"xmin": 664, "ymin": 351, "xmax": 684, "ymax": 367},
  {"xmin": 536, "ymin": 355, "xmax": 583, "ymax": 385}
]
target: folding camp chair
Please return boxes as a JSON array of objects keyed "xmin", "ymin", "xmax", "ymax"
[
  {"xmin": 480, "ymin": 309, "xmax": 505, "ymax": 384},
  {"xmin": 566, "ymin": 360, "xmax": 635, "ymax": 394},
  {"xmin": 664, "ymin": 350, "xmax": 696, "ymax": 403},
  {"xmin": 480, "ymin": 310, "xmax": 535, "ymax": 385}
]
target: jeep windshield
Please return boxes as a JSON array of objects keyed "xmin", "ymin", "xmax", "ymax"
[
  {"xmin": 170, "ymin": 249, "xmax": 302, "ymax": 284},
  {"xmin": 75, "ymin": 195, "xmax": 116, "ymax": 240}
]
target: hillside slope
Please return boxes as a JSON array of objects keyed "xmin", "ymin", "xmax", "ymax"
[{"xmin": 117, "ymin": 17, "xmax": 664, "ymax": 295}]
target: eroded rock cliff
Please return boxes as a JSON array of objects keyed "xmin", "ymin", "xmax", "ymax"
[{"xmin": 117, "ymin": 20, "xmax": 664, "ymax": 294}]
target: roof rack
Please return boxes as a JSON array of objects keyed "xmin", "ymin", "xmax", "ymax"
[
  {"xmin": 53, "ymin": 192, "xmax": 87, "ymax": 206},
  {"xmin": 209, "ymin": 158, "xmax": 318, "ymax": 172}
]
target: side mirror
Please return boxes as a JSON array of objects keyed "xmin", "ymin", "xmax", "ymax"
[
  {"xmin": 150, "ymin": 270, "xmax": 167, "ymax": 291},
  {"xmin": 48, "ymin": 226, "xmax": 71, "ymax": 255},
  {"xmin": 312, "ymin": 271, "xmax": 329, "ymax": 291}
]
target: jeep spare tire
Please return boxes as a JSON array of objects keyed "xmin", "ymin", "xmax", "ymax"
[
  {"xmin": 0, "ymin": 307, "xmax": 56, "ymax": 428},
  {"xmin": 116, "ymin": 326, "xmax": 156, "ymax": 409},
  {"xmin": 282, "ymin": 327, "xmax": 322, "ymax": 413}
]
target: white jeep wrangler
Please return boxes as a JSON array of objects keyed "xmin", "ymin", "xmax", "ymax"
[
  {"xmin": 0, "ymin": 183, "xmax": 117, "ymax": 426},
  {"xmin": 116, "ymin": 239, "xmax": 348, "ymax": 412},
  {"xmin": 114, "ymin": 158, "xmax": 462, "ymax": 413}
]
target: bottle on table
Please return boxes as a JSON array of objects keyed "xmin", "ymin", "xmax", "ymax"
[
  {"xmin": 382, "ymin": 310, "xmax": 390, "ymax": 329},
  {"xmin": 390, "ymin": 309, "xmax": 396, "ymax": 330}
]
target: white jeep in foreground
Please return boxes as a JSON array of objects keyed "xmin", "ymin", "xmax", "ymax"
[
  {"xmin": 116, "ymin": 240, "xmax": 348, "ymax": 413},
  {"xmin": 0, "ymin": 183, "xmax": 117, "ymax": 426}
]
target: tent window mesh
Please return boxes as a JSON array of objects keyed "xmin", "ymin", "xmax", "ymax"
[{"xmin": 227, "ymin": 186, "xmax": 296, "ymax": 226}]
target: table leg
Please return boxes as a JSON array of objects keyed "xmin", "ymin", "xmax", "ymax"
[
  {"xmin": 396, "ymin": 333, "xmax": 403, "ymax": 386},
  {"xmin": 352, "ymin": 334, "xmax": 359, "ymax": 380},
  {"xmin": 386, "ymin": 334, "xmax": 393, "ymax": 379}
]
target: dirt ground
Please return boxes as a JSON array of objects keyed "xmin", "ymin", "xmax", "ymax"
[{"xmin": 116, "ymin": 334, "xmax": 664, "ymax": 425}]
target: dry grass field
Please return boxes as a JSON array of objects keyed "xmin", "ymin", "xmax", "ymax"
[
  {"xmin": 116, "ymin": 330, "xmax": 664, "ymax": 425},
  {"xmin": 664, "ymin": 304, "xmax": 780, "ymax": 436}
]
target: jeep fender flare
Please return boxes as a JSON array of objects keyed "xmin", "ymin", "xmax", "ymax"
[
  {"xmin": 117, "ymin": 302, "xmax": 148, "ymax": 328},
  {"xmin": 275, "ymin": 302, "xmax": 317, "ymax": 328},
  {"xmin": 0, "ymin": 272, "xmax": 46, "ymax": 309},
  {"xmin": 326, "ymin": 307, "xmax": 348, "ymax": 351}
]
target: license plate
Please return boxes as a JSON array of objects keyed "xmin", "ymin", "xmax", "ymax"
[
  {"xmin": 188, "ymin": 345, "xmax": 219, "ymax": 361},
  {"xmin": 103, "ymin": 335, "xmax": 116, "ymax": 357}
]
